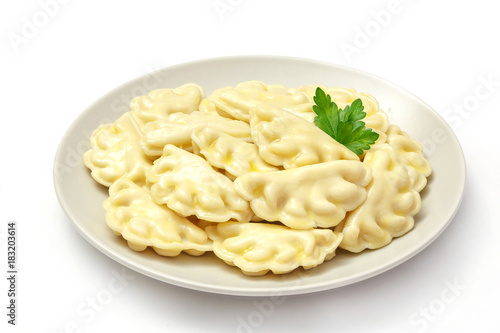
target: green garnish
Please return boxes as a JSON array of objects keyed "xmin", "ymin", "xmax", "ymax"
[{"xmin": 312, "ymin": 87, "xmax": 379, "ymax": 156}]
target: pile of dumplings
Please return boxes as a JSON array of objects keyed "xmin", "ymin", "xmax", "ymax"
[{"xmin": 83, "ymin": 81, "xmax": 432, "ymax": 276}]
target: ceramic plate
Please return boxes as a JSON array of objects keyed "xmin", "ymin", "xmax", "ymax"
[{"xmin": 54, "ymin": 56, "xmax": 466, "ymax": 296}]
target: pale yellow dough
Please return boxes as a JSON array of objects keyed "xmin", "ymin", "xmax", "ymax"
[
  {"xmin": 385, "ymin": 125, "xmax": 432, "ymax": 192},
  {"xmin": 191, "ymin": 127, "xmax": 279, "ymax": 178},
  {"xmin": 147, "ymin": 145, "xmax": 253, "ymax": 223},
  {"xmin": 130, "ymin": 83, "xmax": 205, "ymax": 125},
  {"xmin": 234, "ymin": 160, "xmax": 372, "ymax": 229},
  {"xmin": 206, "ymin": 222, "xmax": 343, "ymax": 276},
  {"xmin": 141, "ymin": 111, "xmax": 252, "ymax": 156},
  {"xmin": 104, "ymin": 179, "xmax": 212, "ymax": 256},
  {"xmin": 335, "ymin": 143, "xmax": 424, "ymax": 252},
  {"xmin": 205, "ymin": 80, "xmax": 314, "ymax": 122},
  {"xmin": 249, "ymin": 103, "xmax": 358, "ymax": 169},
  {"xmin": 83, "ymin": 112, "xmax": 153, "ymax": 187},
  {"xmin": 82, "ymin": 81, "xmax": 432, "ymax": 275}
]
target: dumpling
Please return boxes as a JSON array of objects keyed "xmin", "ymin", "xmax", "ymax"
[
  {"xmin": 385, "ymin": 125, "xmax": 432, "ymax": 192},
  {"xmin": 191, "ymin": 127, "xmax": 279, "ymax": 178},
  {"xmin": 249, "ymin": 103, "xmax": 358, "ymax": 169},
  {"xmin": 103, "ymin": 179, "xmax": 212, "ymax": 256},
  {"xmin": 297, "ymin": 85, "xmax": 380, "ymax": 118},
  {"xmin": 335, "ymin": 144, "xmax": 422, "ymax": 252},
  {"xmin": 206, "ymin": 222, "xmax": 343, "ymax": 276},
  {"xmin": 363, "ymin": 111, "xmax": 390, "ymax": 145},
  {"xmin": 234, "ymin": 160, "xmax": 372, "ymax": 229},
  {"xmin": 83, "ymin": 112, "xmax": 154, "ymax": 187},
  {"xmin": 147, "ymin": 145, "xmax": 253, "ymax": 223},
  {"xmin": 206, "ymin": 80, "xmax": 314, "ymax": 123},
  {"xmin": 130, "ymin": 83, "xmax": 204, "ymax": 125},
  {"xmin": 141, "ymin": 111, "xmax": 252, "ymax": 157},
  {"xmin": 297, "ymin": 85, "xmax": 390, "ymax": 144}
]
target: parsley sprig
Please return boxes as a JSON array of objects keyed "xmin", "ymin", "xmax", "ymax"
[{"xmin": 312, "ymin": 87, "xmax": 379, "ymax": 156}]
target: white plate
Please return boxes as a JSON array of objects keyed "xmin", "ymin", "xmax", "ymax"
[{"xmin": 53, "ymin": 55, "xmax": 466, "ymax": 296}]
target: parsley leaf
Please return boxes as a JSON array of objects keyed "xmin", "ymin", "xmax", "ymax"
[{"xmin": 313, "ymin": 87, "xmax": 379, "ymax": 156}]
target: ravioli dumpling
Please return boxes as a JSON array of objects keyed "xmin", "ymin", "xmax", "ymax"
[
  {"xmin": 249, "ymin": 104, "xmax": 358, "ymax": 169},
  {"xmin": 103, "ymin": 179, "xmax": 212, "ymax": 256},
  {"xmin": 191, "ymin": 127, "xmax": 279, "ymax": 178},
  {"xmin": 385, "ymin": 125, "xmax": 432, "ymax": 192},
  {"xmin": 130, "ymin": 83, "xmax": 204, "ymax": 126},
  {"xmin": 83, "ymin": 112, "xmax": 153, "ymax": 187},
  {"xmin": 206, "ymin": 222, "xmax": 343, "ymax": 276},
  {"xmin": 141, "ymin": 111, "xmax": 252, "ymax": 156},
  {"xmin": 335, "ymin": 144, "xmax": 422, "ymax": 252},
  {"xmin": 147, "ymin": 145, "xmax": 253, "ymax": 223},
  {"xmin": 206, "ymin": 80, "xmax": 314, "ymax": 122},
  {"xmin": 234, "ymin": 160, "xmax": 372, "ymax": 229}
]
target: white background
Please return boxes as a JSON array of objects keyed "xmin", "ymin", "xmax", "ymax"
[{"xmin": 1, "ymin": 0, "xmax": 499, "ymax": 332}]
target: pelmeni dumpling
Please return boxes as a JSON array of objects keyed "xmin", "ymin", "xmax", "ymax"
[
  {"xmin": 363, "ymin": 111, "xmax": 390, "ymax": 145},
  {"xmin": 206, "ymin": 80, "xmax": 314, "ymax": 122},
  {"xmin": 335, "ymin": 144, "xmax": 422, "ymax": 253},
  {"xmin": 130, "ymin": 83, "xmax": 204, "ymax": 126},
  {"xmin": 206, "ymin": 222, "xmax": 343, "ymax": 276},
  {"xmin": 103, "ymin": 179, "xmax": 212, "ymax": 256},
  {"xmin": 83, "ymin": 112, "xmax": 154, "ymax": 187},
  {"xmin": 141, "ymin": 111, "xmax": 252, "ymax": 156},
  {"xmin": 191, "ymin": 127, "xmax": 279, "ymax": 178},
  {"xmin": 234, "ymin": 160, "xmax": 372, "ymax": 229},
  {"xmin": 249, "ymin": 104, "xmax": 358, "ymax": 169},
  {"xmin": 147, "ymin": 145, "xmax": 253, "ymax": 223},
  {"xmin": 297, "ymin": 85, "xmax": 380, "ymax": 119},
  {"xmin": 385, "ymin": 125, "xmax": 432, "ymax": 192}
]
